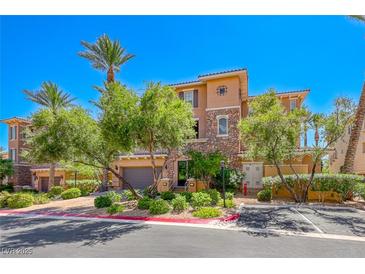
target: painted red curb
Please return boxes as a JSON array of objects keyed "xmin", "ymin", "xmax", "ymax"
[{"xmin": 0, "ymin": 209, "xmax": 240, "ymax": 225}]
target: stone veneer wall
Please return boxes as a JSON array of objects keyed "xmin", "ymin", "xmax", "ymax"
[{"xmin": 9, "ymin": 164, "xmax": 32, "ymax": 186}]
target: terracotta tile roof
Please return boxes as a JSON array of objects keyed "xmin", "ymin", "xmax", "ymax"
[
  {"xmin": 248, "ymin": 89, "xmax": 310, "ymax": 98},
  {"xmin": 169, "ymin": 80, "xmax": 202, "ymax": 87},
  {"xmin": 0, "ymin": 116, "xmax": 31, "ymax": 124},
  {"xmin": 198, "ymin": 68, "xmax": 247, "ymax": 78}
]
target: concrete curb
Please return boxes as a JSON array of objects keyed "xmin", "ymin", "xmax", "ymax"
[{"xmin": 0, "ymin": 209, "xmax": 240, "ymax": 225}]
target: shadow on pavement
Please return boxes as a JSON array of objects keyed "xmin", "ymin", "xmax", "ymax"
[{"xmin": 0, "ymin": 216, "xmax": 149, "ymax": 249}]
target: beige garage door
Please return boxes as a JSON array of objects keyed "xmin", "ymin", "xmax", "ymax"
[{"xmin": 122, "ymin": 167, "xmax": 161, "ymax": 190}]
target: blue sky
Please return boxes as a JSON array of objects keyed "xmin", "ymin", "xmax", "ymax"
[{"xmin": 0, "ymin": 16, "xmax": 364, "ymax": 149}]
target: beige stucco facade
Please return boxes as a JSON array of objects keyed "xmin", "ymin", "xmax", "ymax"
[{"xmin": 329, "ymin": 123, "xmax": 365, "ymax": 175}]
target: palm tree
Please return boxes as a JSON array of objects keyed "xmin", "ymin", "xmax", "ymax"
[
  {"xmin": 349, "ymin": 15, "xmax": 365, "ymax": 23},
  {"xmin": 78, "ymin": 34, "xmax": 135, "ymax": 83},
  {"xmin": 79, "ymin": 34, "xmax": 134, "ymax": 191},
  {"xmin": 23, "ymin": 81, "xmax": 75, "ymax": 187},
  {"xmin": 343, "ymin": 83, "xmax": 365, "ymax": 173}
]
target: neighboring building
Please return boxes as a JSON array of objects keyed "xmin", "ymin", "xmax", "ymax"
[
  {"xmin": 112, "ymin": 68, "xmax": 319, "ymax": 191},
  {"xmin": 329, "ymin": 121, "xmax": 365, "ymax": 175},
  {"xmin": 0, "ymin": 117, "xmax": 32, "ymax": 186},
  {"xmin": 1, "ymin": 68, "xmax": 320, "ymax": 192}
]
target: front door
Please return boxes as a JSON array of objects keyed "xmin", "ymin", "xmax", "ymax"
[
  {"xmin": 242, "ymin": 163, "xmax": 263, "ymax": 190},
  {"xmin": 40, "ymin": 177, "xmax": 49, "ymax": 192}
]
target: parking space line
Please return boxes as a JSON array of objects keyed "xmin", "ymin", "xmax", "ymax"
[{"xmin": 291, "ymin": 207, "xmax": 324, "ymax": 234}]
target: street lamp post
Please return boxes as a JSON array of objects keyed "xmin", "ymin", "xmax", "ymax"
[
  {"xmin": 74, "ymin": 170, "xmax": 78, "ymax": 188},
  {"xmin": 220, "ymin": 160, "xmax": 226, "ymax": 208}
]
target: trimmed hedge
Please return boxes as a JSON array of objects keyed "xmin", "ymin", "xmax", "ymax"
[
  {"xmin": 49, "ymin": 186, "xmax": 64, "ymax": 197},
  {"xmin": 257, "ymin": 188, "xmax": 272, "ymax": 202},
  {"xmin": 33, "ymin": 193, "xmax": 50, "ymax": 204},
  {"xmin": 203, "ymin": 189, "xmax": 221, "ymax": 205},
  {"xmin": 192, "ymin": 207, "xmax": 221, "ymax": 218},
  {"xmin": 149, "ymin": 199, "xmax": 170, "ymax": 215},
  {"xmin": 94, "ymin": 195, "xmax": 113, "ymax": 208},
  {"xmin": 171, "ymin": 195, "xmax": 188, "ymax": 212},
  {"xmin": 7, "ymin": 193, "xmax": 34, "ymax": 208},
  {"xmin": 0, "ymin": 191, "xmax": 11, "ymax": 208},
  {"xmin": 263, "ymin": 173, "xmax": 365, "ymax": 200},
  {"xmin": 137, "ymin": 197, "xmax": 152, "ymax": 210},
  {"xmin": 180, "ymin": 191, "xmax": 193, "ymax": 202},
  {"xmin": 61, "ymin": 188, "xmax": 81, "ymax": 200},
  {"xmin": 66, "ymin": 179, "xmax": 101, "ymax": 194},
  {"xmin": 191, "ymin": 192, "xmax": 212, "ymax": 209},
  {"xmin": 160, "ymin": 191, "xmax": 176, "ymax": 201}
]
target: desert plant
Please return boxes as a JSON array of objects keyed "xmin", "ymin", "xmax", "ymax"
[
  {"xmin": 171, "ymin": 195, "xmax": 188, "ymax": 212},
  {"xmin": 32, "ymin": 193, "xmax": 50, "ymax": 204},
  {"xmin": 60, "ymin": 188, "xmax": 81, "ymax": 200},
  {"xmin": 203, "ymin": 189, "xmax": 221, "ymax": 205},
  {"xmin": 257, "ymin": 188, "xmax": 272, "ymax": 202},
  {"xmin": 192, "ymin": 207, "xmax": 221, "ymax": 218},
  {"xmin": 160, "ymin": 191, "xmax": 176, "ymax": 201},
  {"xmin": 105, "ymin": 191, "xmax": 121, "ymax": 203},
  {"xmin": 0, "ymin": 191, "xmax": 11, "ymax": 208},
  {"xmin": 48, "ymin": 186, "xmax": 64, "ymax": 197},
  {"xmin": 137, "ymin": 197, "xmax": 152, "ymax": 210},
  {"xmin": 218, "ymin": 198, "xmax": 235, "ymax": 208},
  {"xmin": 94, "ymin": 195, "xmax": 113, "ymax": 208},
  {"xmin": 191, "ymin": 192, "xmax": 212, "ymax": 209},
  {"xmin": 7, "ymin": 193, "xmax": 34, "ymax": 208},
  {"xmin": 122, "ymin": 189, "xmax": 139, "ymax": 201},
  {"xmin": 107, "ymin": 203, "xmax": 125, "ymax": 215},
  {"xmin": 149, "ymin": 199, "xmax": 170, "ymax": 215},
  {"xmin": 180, "ymin": 191, "xmax": 193, "ymax": 202}
]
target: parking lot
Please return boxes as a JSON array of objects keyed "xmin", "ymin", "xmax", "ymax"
[{"xmin": 237, "ymin": 205, "xmax": 365, "ymax": 238}]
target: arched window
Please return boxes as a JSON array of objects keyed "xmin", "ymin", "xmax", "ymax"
[{"xmin": 217, "ymin": 115, "xmax": 228, "ymax": 136}]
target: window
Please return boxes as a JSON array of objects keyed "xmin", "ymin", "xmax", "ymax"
[
  {"xmin": 10, "ymin": 126, "xmax": 17, "ymax": 140},
  {"xmin": 217, "ymin": 116, "xmax": 228, "ymax": 136},
  {"xmin": 10, "ymin": 149, "xmax": 17, "ymax": 162},
  {"xmin": 193, "ymin": 120, "xmax": 199, "ymax": 139},
  {"xmin": 290, "ymin": 99, "xmax": 297, "ymax": 111},
  {"xmin": 183, "ymin": 91, "xmax": 193, "ymax": 105},
  {"xmin": 216, "ymin": 86, "xmax": 227, "ymax": 96}
]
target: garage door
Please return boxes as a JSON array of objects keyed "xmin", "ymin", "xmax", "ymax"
[{"xmin": 122, "ymin": 167, "xmax": 161, "ymax": 189}]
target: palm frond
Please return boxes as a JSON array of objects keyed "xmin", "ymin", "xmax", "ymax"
[{"xmin": 349, "ymin": 15, "xmax": 365, "ymax": 23}]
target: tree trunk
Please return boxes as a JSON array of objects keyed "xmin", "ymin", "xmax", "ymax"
[
  {"xmin": 49, "ymin": 163, "xmax": 56, "ymax": 189},
  {"xmin": 100, "ymin": 168, "xmax": 109, "ymax": 192},
  {"xmin": 107, "ymin": 67, "xmax": 114, "ymax": 83},
  {"xmin": 274, "ymin": 161, "xmax": 299, "ymax": 202},
  {"xmin": 343, "ymin": 82, "xmax": 365, "ymax": 173},
  {"xmin": 107, "ymin": 167, "xmax": 142, "ymax": 199}
]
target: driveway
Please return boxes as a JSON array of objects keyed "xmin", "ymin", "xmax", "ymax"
[{"xmin": 237, "ymin": 205, "xmax": 365, "ymax": 237}]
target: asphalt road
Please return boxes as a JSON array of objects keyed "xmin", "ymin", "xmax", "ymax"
[{"xmin": 1, "ymin": 215, "xmax": 365, "ymax": 258}]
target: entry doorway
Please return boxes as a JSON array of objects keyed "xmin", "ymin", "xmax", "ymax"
[
  {"xmin": 177, "ymin": 161, "xmax": 192, "ymax": 187},
  {"xmin": 242, "ymin": 163, "xmax": 263, "ymax": 190}
]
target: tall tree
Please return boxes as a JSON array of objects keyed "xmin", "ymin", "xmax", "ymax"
[
  {"xmin": 78, "ymin": 34, "xmax": 135, "ymax": 83},
  {"xmin": 65, "ymin": 83, "xmax": 141, "ymax": 198},
  {"xmin": 79, "ymin": 34, "xmax": 134, "ymax": 190},
  {"xmin": 239, "ymin": 90, "xmax": 354, "ymax": 202},
  {"xmin": 343, "ymin": 83, "xmax": 365, "ymax": 173},
  {"xmin": 23, "ymin": 82, "xmax": 75, "ymax": 187},
  {"xmin": 136, "ymin": 82, "xmax": 195, "ymax": 190},
  {"xmin": 0, "ymin": 159, "xmax": 14, "ymax": 185}
]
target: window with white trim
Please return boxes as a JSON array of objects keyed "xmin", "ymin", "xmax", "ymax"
[
  {"xmin": 10, "ymin": 149, "xmax": 17, "ymax": 162},
  {"xmin": 183, "ymin": 91, "xmax": 194, "ymax": 106},
  {"xmin": 217, "ymin": 116, "xmax": 228, "ymax": 136},
  {"xmin": 290, "ymin": 99, "xmax": 297, "ymax": 111}
]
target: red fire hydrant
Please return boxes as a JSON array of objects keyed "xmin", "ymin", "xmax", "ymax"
[{"xmin": 243, "ymin": 182, "xmax": 248, "ymax": 196}]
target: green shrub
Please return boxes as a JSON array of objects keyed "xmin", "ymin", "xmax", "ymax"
[
  {"xmin": 191, "ymin": 192, "xmax": 212, "ymax": 209},
  {"xmin": 171, "ymin": 195, "xmax": 188, "ymax": 212},
  {"xmin": 122, "ymin": 189, "xmax": 139, "ymax": 201},
  {"xmin": 149, "ymin": 199, "xmax": 170, "ymax": 215},
  {"xmin": 263, "ymin": 173, "xmax": 364, "ymax": 200},
  {"xmin": 180, "ymin": 191, "xmax": 192, "ymax": 202},
  {"xmin": 257, "ymin": 188, "xmax": 272, "ymax": 202},
  {"xmin": 193, "ymin": 207, "xmax": 221, "ymax": 218},
  {"xmin": 214, "ymin": 168, "xmax": 246, "ymax": 193},
  {"xmin": 0, "ymin": 184, "xmax": 14, "ymax": 193},
  {"xmin": 106, "ymin": 191, "xmax": 122, "ymax": 203},
  {"xmin": 225, "ymin": 192, "xmax": 234, "ymax": 200},
  {"xmin": 61, "ymin": 188, "xmax": 81, "ymax": 200},
  {"xmin": 160, "ymin": 191, "xmax": 176, "ymax": 201},
  {"xmin": 80, "ymin": 189, "xmax": 90, "ymax": 197},
  {"xmin": 49, "ymin": 186, "xmax": 64, "ymax": 197},
  {"xmin": 354, "ymin": 183, "xmax": 365, "ymax": 200},
  {"xmin": 66, "ymin": 179, "xmax": 101, "ymax": 194},
  {"xmin": 218, "ymin": 198, "xmax": 235, "ymax": 208},
  {"xmin": 203, "ymin": 189, "xmax": 221, "ymax": 205},
  {"xmin": 107, "ymin": 203, "xmax": 125, "ymax": 215},
  {"xmin": 33, "ymin": 193, "xmax": 50, "ymax": 204},
  {"xmin": 94, "ymin": 195, "xmax": 113, "ymax": 208},
  {"xmin": 137, "ymin": 197, "xmax": 152, "ymax": 210},
  {"xmin": 20, "ymin": 189, "xmax": 38, "ymax": 194},
  {"xmin": 0, "ymin": 191, "xmax": 11, "ymax": 208},
  {"xmin": 7, "ymin": 193, "xmax": 34, "ymax": 208}
]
